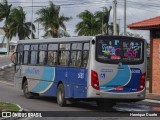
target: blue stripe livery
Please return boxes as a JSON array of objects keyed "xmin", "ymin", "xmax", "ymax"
[
  {"xmin": 100, "ymin": 65, "xmax": 142, "ymax": 93},
  {"xmin": 31, "ymin": 67, "xmax": 87, "ymax": 98}
]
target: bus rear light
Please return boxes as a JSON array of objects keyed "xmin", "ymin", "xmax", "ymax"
[
  {"xmin": 138, "ymin": 73, "xmax": 146, "ymax": 91},
  {"xmin": 91, "ymin": 70, "xmax": 100, "ymax": 90}
]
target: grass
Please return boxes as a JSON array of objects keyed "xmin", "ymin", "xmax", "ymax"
[{"xmin": 0, "ymin": 101, "xmax": 20, "ymax": 112}]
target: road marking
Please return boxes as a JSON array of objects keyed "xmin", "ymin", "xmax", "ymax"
[
  {"xmin": 0, "ymin": 80, "xmax": 14, "ymax": 86},
  {"xmin": 143, "ymin": 99, "xmax": 160, "ymax": 104}
]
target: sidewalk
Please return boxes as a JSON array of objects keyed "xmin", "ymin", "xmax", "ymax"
[
  {"xmin": 145, "ymin": 81, "xmax": 160, "ymax": 101},
  {"xmin": 146, "ymin": 93, "xmax": 160, "ymax": 101}
]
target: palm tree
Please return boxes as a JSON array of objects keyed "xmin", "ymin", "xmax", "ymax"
[
  {"xmin": 7, "ymin": 7, "xmax": 36, "ymax": 40},
  {"xmin": 35, "ymin": 1, "xmax": 72, "ymax": 38},
  {"xmin": 0, "ymin": 0, "xmax": 11, "ymax": 22},
  {"xmin": 75, "ymin": 10, "xmax": 101, "ymax": 36},
  {"xmin": 95, "ymin": 6, "xmax": 112, "ymax": 35},
  {"xmin": 0, "ymin": 0, "xmax": 12, "ymax": 55}
]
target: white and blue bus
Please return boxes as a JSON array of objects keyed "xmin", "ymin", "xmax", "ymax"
[{"xmin": 12, "ymin": 35, "xmax": 147, "ymax": 107}]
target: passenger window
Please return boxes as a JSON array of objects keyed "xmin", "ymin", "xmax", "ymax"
[
  {"xmin": 83, "ymin": 43, "xmax": 89, "ymax": 50},
  {"xmin": 30, "ymin": 51, "xmax": 38, "ymax": 64},
  {"xmin": 69, "ymin": 43, "xmax": 83, "ymax": 67},
  {"xmin": 17, "ymin": 52, "xmax": 23, "ymax": 64},
  {"xmin": 82, "ymin": 43, "xmax": 90, "ymax": 67},
  {"xmin": 70, "ymin": 51, "xmax": 82, "ymax": 67},
  {"xmin": 39, "ymin": 44, "xmax": 47, "ymax": 65},
  {"xmin": 30, "ymin": 45, "xmax": 38, "ymax": 65},
  {"xmin": 47, "ymin": 44, "xmax": 58, "ymax": 66},
  {"xmin": 17, "ymin": 44, "xmax": 24, "ymax": 64},
  {"xmin": 23, "ymin": 51, "xmax": 29, "ymax": 64},
  {"xmin": 59, "ymin": 44, "xmax": 70, "ymax": 50},
  {"xmin": 70, "ymin": 51, "xmax": 76, "ymax": 66},
  {"xmin": 82, "ymin": 51, "xmax": 89, "ymax": 67},
  {"xmin": 47, "ymin": 51, "xmax": 58, "ymax": 65},
  {"xmin": 48, "ymin": 44, "xmax": 58, "ymax": 50},
  {"xmin": 72, "ymin": 43, "xmax": 82, "ymax": 50},
  {"xmin": 23, "ymin": 45, "xmax": 30, "ymax": 64},
  {"xmin": 59, "ymin": 51, "xmax": 69, "ymax": 66},
  {"xmin": 39, "ymin": 51, "xmax": 47, "ymax": 65}
]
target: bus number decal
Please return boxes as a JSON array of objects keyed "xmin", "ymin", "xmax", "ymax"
[
  {"xmin": 131, "ymin": 70, "xmax": 141, "ymax": 74},
  {"xmin": 78, "ymin": 73, "xmax": 84, "ymax": 79}
]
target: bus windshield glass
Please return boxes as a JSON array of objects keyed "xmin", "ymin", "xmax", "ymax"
[{"xmin": 96, "ymin": 38, "xmax": 144, "ymax": 64}]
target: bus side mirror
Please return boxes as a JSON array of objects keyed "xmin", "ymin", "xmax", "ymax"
[{"xmin": 11, "ymin": 52, "xmax": 17, "ymax": 65}]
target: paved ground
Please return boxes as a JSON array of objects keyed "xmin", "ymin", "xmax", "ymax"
[
  {"xmin": 0, "ymin": 66, "xmax": 14, "ymax": 83},
  {"xmin": 0, "ymin": 55, "xmax": 11, "ymax": 67}
]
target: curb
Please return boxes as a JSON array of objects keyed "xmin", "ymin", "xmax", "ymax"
[
  {"xmin": 143, "ymin": 99, "xmax": 160, "ymax": 104},
  {"xmin": 0, "ymin": 103, "xmax": 24, "ymax": 120}
]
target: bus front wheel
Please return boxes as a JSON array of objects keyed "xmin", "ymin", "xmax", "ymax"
[
  {"xmin": 23, "ymin": 81, "xmax": 33, "ymax": 99},
  {"xmin": 57, "ymin": 84, "xmax": 66, "ymax": 106}
]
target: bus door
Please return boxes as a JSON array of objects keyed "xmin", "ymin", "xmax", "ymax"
[{"xmin": 13, "ymin": 44, "xmax": 23, "ymax": 76}]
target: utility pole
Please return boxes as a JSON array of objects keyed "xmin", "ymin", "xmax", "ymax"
[
  {"xmin": 38, "ymin": 22, "xmax": 39, "ymax": 39},
  {"xmin": 31, "ymin": 0, "xmax": 33, "ymax": 39},
  {"xmin": 113, "ymin": 0, "xmax": 117, "ymax": 35},
  {"xmin": 117, "ymin": 18, "xmax": 121, "ymax": 35},
  {"xmin": 102, "ymin": 7, "xmax": 104, "ymax": 34},
  {"xmin": 124, "ymin": 0, "xmax": 126, "ymax": 36}
]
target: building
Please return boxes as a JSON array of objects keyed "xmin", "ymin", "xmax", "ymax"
[
  {"xmin": 0, "ymin": 28, "xmax": 7, "ymax": 53},
  {"xmin": 0, "ymin": 28, "xmax": 17, "ymax": 53},
  {"xmin": 128, "ymin": 16, "xmax": 160, "ymax": 94}
]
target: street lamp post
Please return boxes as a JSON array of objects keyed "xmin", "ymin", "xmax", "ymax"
[
  {"xmin": 124, "ymin": 0, "xmax": 126, "ymax": 36},
  {"xmin": 102, "ymin": 7, "xmax": 104, "ymax": 34}
]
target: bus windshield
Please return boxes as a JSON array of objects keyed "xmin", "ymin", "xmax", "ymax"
[{"xmin": 96, "ymin": 37, "xmax": 144, "ymax": 64}]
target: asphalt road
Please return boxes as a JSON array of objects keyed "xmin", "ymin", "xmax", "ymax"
[
  {"xmin": 0, "ymin": 82, "xmax": 160, "ymax": 120},
  {"xmin": 0, "ymin": 55, "xmax": 11, "ymax": 67}
]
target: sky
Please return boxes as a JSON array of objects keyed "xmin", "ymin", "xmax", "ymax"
[{"xmin": 1, "ymin": 0, "xmax": 160, "ymax": 42}]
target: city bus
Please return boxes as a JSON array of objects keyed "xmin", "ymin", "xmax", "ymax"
[{"xmin": 12, "ymin": 35, "xmax": 147, "ymax": 107}]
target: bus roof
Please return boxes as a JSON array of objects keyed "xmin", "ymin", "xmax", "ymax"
[
  {"xmin": 17, "ymin": 36, "xmax": 94, "ymax": 44},
  {"xmin": 17, "ymin": 35, "xmax": 146, "ymax": 44}
]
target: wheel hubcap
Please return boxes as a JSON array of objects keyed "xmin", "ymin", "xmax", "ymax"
[
  {"xmin": 58, "ymin": 89, "xmax": 63, "ymax": 103},
  {"xmin": 25, "ymin": 84, "xmax": 29, "ymax": 96}
]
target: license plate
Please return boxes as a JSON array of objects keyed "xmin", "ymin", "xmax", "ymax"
[{"xmin": 114, "ymin": 86, "xmax": 124, "ymax": 90}]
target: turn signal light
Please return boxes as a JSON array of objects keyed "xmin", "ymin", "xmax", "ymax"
[
  {"xmin": 138, "ymin": 73, "xmax": 146, "ymax": 91},
  {"xmin": 91, "ymin": 70, "xmax": 100, "ymax": 90}
]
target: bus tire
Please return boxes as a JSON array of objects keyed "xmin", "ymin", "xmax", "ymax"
[
  {"xmin": 23, "ymin": 81, "xmax": 33, "ymax": 99},
  {"xmin": 57, "ymin": 84, "xmax": 66, "ymax": 106}
]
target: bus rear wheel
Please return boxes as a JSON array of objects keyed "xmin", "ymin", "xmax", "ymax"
[
  {"xmin": 57, "ymin": 84, "xmax": 66, "ymax": 106},
  {"xmin": 23, "ymin": 81, "xmax": 33, "ymax": 99}
]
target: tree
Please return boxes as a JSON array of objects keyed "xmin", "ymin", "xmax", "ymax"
[
  {"xmin": 95, "ymin": 6, "xmax": 112, "ymax": 35},
  {"xmin": 7, "ymin": 7, "xmax": 36, "ymax": 40},
  {"xmin": 125, "ymin": 32, "xmax": 143, "ymax": 38},
  {"xmin": 75, "ymin": 10, "xmax": 101, "ymax": 36},
  {"xmin": 0, "ymin": 0, "xmax": 12, "ymax": 55},
  {"xmin": 35, "ymin": 1, "xmax": 72, "ymax": 38},
  {"xmin": 0, "ymin": 0, "xmax": 11, "ymax": 22}
]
